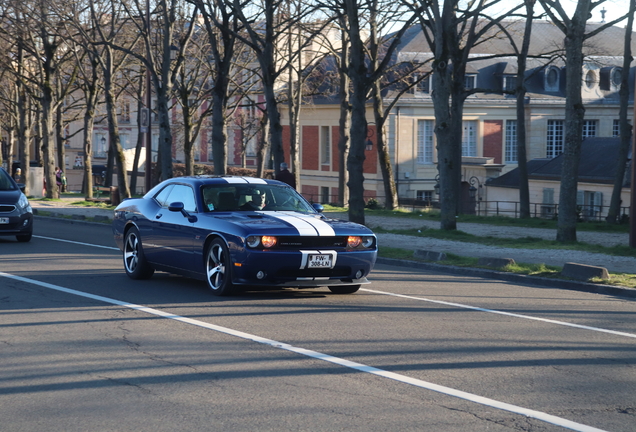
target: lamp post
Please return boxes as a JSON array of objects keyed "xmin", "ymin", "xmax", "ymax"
[
  {"xmin": 365, "ymin": 122, "xmax": 374, "ymax": 151},
  {"xmin": 468, "ymin": 176, "xmax": 482, "ymax": 215},
  {"xmin": 434, "ymin": 174, "xmax": 440, "ymax": 197},
  {"xmin": 144, "ymin": 0, "xmax": 152, "ymax": 193}
]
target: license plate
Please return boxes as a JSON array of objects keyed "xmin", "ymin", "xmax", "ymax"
[
  {"xmin": 0, "ymin": 217, "xmax": 8, "ymax": 224},
  {"xmin": 307, "ymin": 254, "xmax": 332, "ymax": 268}
]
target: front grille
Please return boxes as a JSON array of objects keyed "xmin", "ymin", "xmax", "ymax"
[
  {"xmin": 0, "ymin": 205, "xmax": 16, "ymax": 213},
  {"xmin": 274, "ymin": 236, "xmax": 348, "ymax": 249},
  {"xmin": 274, "ymin": 266, "xmax": 351, "ymax": 278}
]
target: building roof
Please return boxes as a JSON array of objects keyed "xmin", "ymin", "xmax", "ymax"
[{"xmin": 487, "ymin": 137, "xmax": 632, "ymax": 188}]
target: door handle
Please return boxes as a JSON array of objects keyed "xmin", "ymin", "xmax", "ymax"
[{"xmin": 155, "ymin": 213, "xmax": 163, "ymax": 219}]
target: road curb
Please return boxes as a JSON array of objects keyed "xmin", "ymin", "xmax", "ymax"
[{"xmin": 376, "ymin": 257, "xmax": 636, "ymax": 299}]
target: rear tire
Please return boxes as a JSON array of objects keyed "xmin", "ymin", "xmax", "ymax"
[
  {"xmin": 205, "ymin": 239, "xmax": 235, "ymax": 296},
  {"xmin": 328, "ymin": 285, "xmax": 360, "ymax": 294},
  {"xmin": 123, "ymin": 227, "xmax": 154, "ymax": 279}
]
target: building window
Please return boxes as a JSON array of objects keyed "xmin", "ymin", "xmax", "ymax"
[
  {"xmin": 464, "ymin": 75, "xmax": 476, "ymax": 90},
  {"xmin": 321, "ymin": 126, "xmax": 330, "ymax": 165},
  {"xmin": 119, "ymin": 101, "xmax": 130, "ymax": 123},
  {"xmin": 462, "ymin": 120, "xmax": 477, "ymax": 157},
  {"xmin": 503, "ymin": 75, "xmax": 516, "ymax": 92},
  {"xmin": 411, "ymin": 74, "xmax": 430, "ymax": 94},
  {"xmin": 613, "ymin": 119, "xmax": 620, "ymax": 137},
  {"xmin": 584, "ymin": 70, "xmax": 597, "ymax": 89},
  {"xmin": 582, "ymin": 120, "xmax": 597, "ymax": 138},
  {"xmin": 505, "ymin": 120, "xmax": 517, "ymax": 163},
  {"xmin": 120, "ymin": 133, "xmax": 131, "ymax": 150},
  {"xmin": 321, "ymin": 186, "xmax": 330, "ymax": 204},
  {"xmin": 546, "ymin": 120, "xmax": 564, "ymax": 158},
  {"xmin": 417, "ymin": 120, "xmax": 434, "ymax": 164},
  {"xmin": 541, "ymin": 188, "xmax": 555, "ymax": 218},
  {"xmin": 416, "ymin": 190, "xmax": 433, "ymax": 205},
  {"xmin": 545, "ymin": 66, "xmax": 560, "ymax": 91}
]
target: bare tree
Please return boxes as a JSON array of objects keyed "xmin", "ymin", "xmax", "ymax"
[
  {"xmin": 606, "ymin": 0, "xmax": 635, "ymax": 224},
  {"xmin": 230, "ymin": 0, "xmax": 326, "ymax": 178},
  {"xmin": 538, "ymin": 0, "xmax": 628, "ymax": 242},
  {"xmin": 410, "ymin": 0, "xmax": 524, "ymax": 230}
]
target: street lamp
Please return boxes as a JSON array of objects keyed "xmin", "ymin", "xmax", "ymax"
[
  {"xmin": 468, "ymin": 176, "xmax": 482, "ymax": 200},
  {"xmin": 366, "ymin": 122, "xmax": 375, "ymax": 151}
]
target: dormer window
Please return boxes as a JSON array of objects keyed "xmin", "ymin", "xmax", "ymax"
[
  {"xmin": 409, "ymin": 74, "xmax": 431, "ymax": 95},
  {"xmin": 464, "ymin": 74, "xmax": 476, "ymax": 90},
  {"xmin": 600, "ymin": 67, "xmax": 622, "ymax": 91},
  {"xmin": 611, "ymin": 68, "xmax": 622, "ymax": 89},
  {"xmin": 584, "ymin": 69, "xmax": 597, "ymax": 89},
  {"xmin": 544, "ymin": 66, "xmax": 560, "ymax": 92},
  {"xmin": 503, "ymin": 75, "xmax": 516, "ymax": 92}
]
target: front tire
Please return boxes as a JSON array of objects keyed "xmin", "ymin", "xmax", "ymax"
[
  {"xmin": 205, "ymin": 239, "xmax": 234, "ymax": 296},
  {"xmin": 328, "ymin": 285, "xmax": 360, "ymax": 294},
  {"xmin": 123, "ymin": 227, "xmax": 154, "ymax": 279}
]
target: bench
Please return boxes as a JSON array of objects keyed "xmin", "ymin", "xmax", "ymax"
[{"xmin": 86, "ymin": 186, "xmax": 120, "ymax": 206}]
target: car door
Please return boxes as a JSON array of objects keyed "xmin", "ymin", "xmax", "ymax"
[{"xmin": 146, "ymin": 183, "xmax": 198, "ymax": 272}]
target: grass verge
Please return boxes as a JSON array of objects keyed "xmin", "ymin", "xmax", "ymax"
[
  {"xmin": 378, "ymin": 246, "xmax": 636, "ymax": 289},
  {"xmin": 372, "ymin": 225, "xmax": 636, "ymax": 258}
]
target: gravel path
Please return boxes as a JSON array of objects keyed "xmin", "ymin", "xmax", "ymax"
[{"xmin": 327, "ymin": 213, "xmax": 635, "ymax": 274}]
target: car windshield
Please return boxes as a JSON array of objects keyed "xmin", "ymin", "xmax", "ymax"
[
  {"xmin": 201, "ymin": 183, "xmax": 315, "ymax": 213},
  {"xmin": 0, "ymin": 169, "xmax": 17, "ymax": 191}
]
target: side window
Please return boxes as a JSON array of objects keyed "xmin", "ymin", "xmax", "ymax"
[
  {"xmin": 154, "ymin": 185, "xmax": 174, "ymax": 207},
  {"xmin": 167, "ymin": 184, "xmax": 197, "ymax": 212}
]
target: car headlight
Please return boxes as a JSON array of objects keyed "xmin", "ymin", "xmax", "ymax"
[
  {"xmin": 347, "ymin": 236, "xmax": 362, "ymax": 248},
  {"xmin": 246, "ymin": 236, "xmax": 277, "ymax": 248},
  {"xmin": 246, "ymin": 236, "xmax": 260, "ymax": 248},
  {"xmin": 361, "ymin": 236, "xmax": 375, "ymax": 248},
  {"xmin": 17, "ymin": 193, "xmax": 30, "ymax": 210},
  {"xmin": 261, "ymin": 236, "xmax": 277, "ymax": 248}
]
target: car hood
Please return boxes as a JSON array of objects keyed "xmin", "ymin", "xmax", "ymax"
[
  {"xmin": 0, "ymin": 189, "xmax": 21, "ymax": 205},
  {"xmin": 206, "ymin": 211, "xmax": 372, "ymax": 236}
]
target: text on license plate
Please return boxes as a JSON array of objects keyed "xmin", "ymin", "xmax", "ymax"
[
  {"xmin": 0, "ymin": 217, "xmax": 8, "ymax": 224},
  {"xmin": 308, "ymin": 254, "xmax": 332, "ymax": 268}
]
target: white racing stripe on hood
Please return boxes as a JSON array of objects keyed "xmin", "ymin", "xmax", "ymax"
[{"xmin": 274, "ymin": 212, "xmax": 336, "ymax": 236}]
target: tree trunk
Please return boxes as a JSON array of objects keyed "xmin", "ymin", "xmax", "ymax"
[
  {"xmin": 516, "ymin": 0, "xmax": 535, "ymax": 219},
  {"xmin": 556, "ymin": 6, "xmax": 589, "ymax": 243},
  {"xmin": 372, "ymin": 84, "xmax": 397, "ymax": 210},
  {"xmin": 606, "ymin": 2, "xmax": 634, "ymax": 224}
]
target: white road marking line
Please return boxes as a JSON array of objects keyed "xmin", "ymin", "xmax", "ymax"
[
  {"xmin": 0, "ymin": 271, "xmax": 610, "ymax": 432},
  {"xmin": 34, "ymin": 235, "xmax": 120, "ymax": 251},
  {"xmin": 362, "ymin": 288, "xmax": 636, "ymax": 340},
  {"xmin": 32, "ymin": 235, "xmax": 636, "ymax": 340}
]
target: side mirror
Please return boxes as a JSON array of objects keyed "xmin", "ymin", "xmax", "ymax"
[
  {"xmin": 168, "ymin": 201, "xmax": 198, "ymax": 223},
  {"xmin": 312, "ymin": 203, "xmax": 324, "ymax": 213},
  {"xmin": 168, "ymin": 202, "xmax": 184, "ymax": 212}
]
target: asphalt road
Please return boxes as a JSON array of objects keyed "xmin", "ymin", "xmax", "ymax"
[{"xmin": 1, "ymin": 218, "xmax": 635, "ymax": 432}]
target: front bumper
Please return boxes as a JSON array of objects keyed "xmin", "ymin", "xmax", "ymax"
[
  {"xmin": 230, "ymin": 248, "xmax": 377, "ymax": 287},
  {"xmin": 0, "ymin": 212, "xmax": 33, "ymax": 236}
]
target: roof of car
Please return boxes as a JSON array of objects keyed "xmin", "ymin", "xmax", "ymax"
[{"xmin": 151, "ymin": 176, "xmax": 289, "ymax": 189}]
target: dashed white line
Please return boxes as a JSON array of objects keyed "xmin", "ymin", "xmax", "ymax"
[
  {"xmin": 0, "ymin": 271, "xmax": 611, "ymax": 432},
  {"xmin": 362, "ymin": 288, "xmax": 636, "ymax": 339}
]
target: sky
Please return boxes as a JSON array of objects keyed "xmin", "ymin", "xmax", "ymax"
[{"xmin": 494, "ymin": 0, "xmax": 633, "ymax": 26}]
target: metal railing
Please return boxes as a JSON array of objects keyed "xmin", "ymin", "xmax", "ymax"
[{"xmin": 302, "ymin": 194, "xmax": 631, "ymax": 223}]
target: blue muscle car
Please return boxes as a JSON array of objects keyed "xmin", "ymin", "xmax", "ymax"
[{"xmin": 112, "ymin": 176, "xmax": 377, "ymax": 295}]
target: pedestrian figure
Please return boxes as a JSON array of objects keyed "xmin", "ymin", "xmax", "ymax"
[{"xmin": 275, "ymin": 162, "xmax": 296, "ymax": 190}]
